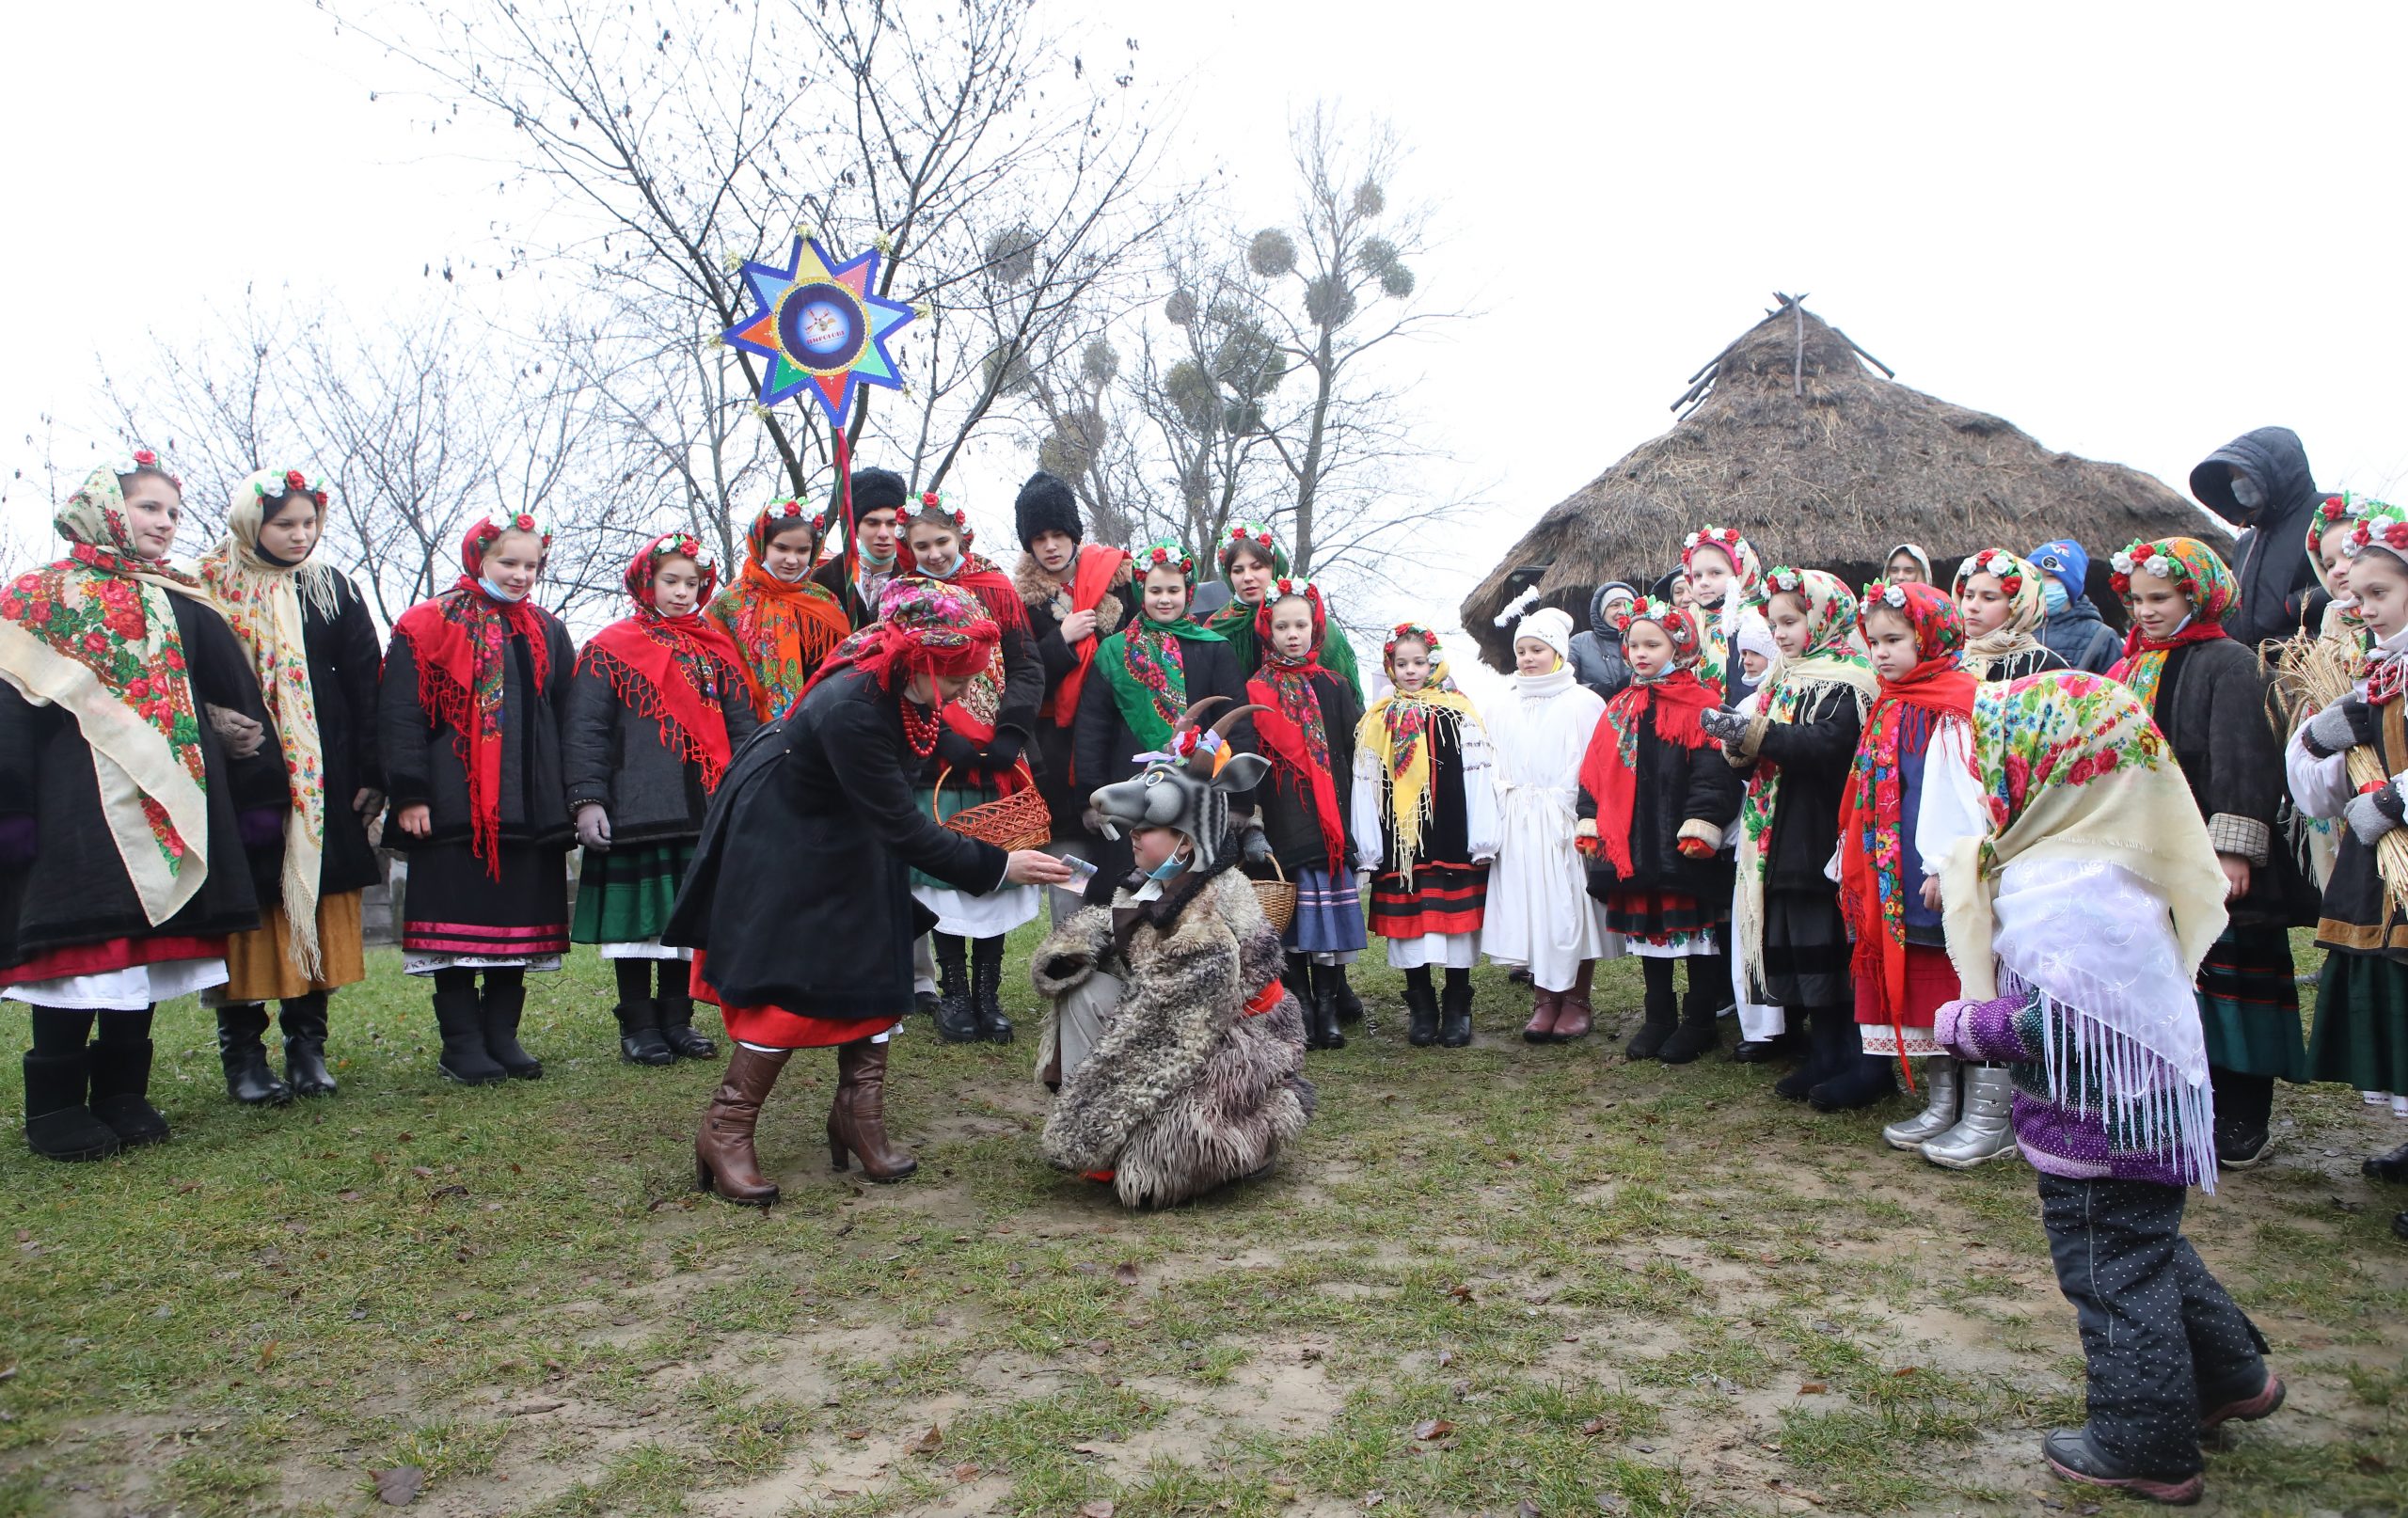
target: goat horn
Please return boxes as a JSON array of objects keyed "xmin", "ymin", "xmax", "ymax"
[
  {"xmin": 1208, "ymin": 703, "xmax": 1268, "ymax": 743},
  {"xmin": 1175, "ymin": 696, "xmax": 1227, "ymax": 730}
]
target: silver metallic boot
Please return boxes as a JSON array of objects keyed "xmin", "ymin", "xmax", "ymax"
[
  {"xmin": 1919, "ymin": 1063, "xmax": 2019, "ymax": 1169},
  {"xmin": 1880, "ymin": 1057, "xmax": 1960, "ymax": 1150}
]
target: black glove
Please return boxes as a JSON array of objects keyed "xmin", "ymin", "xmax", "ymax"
[
  {"xmin": 974, "ymin": 732, "xmax": 1024, "ymax": 773},
  {"xmin": 2304, "ymin": 697, "xmax": 2379, "ymax": 759},
  {"xmin": 934, "ymin": 728, "xmax": 979, "ymax": 768}
]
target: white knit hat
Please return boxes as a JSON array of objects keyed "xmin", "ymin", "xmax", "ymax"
[
  {"xmin": 1733, "ymin": 608, "xmax": 1776, "ymax": 663},
  {"xmin": 1513, "ymin": 606, "xmax": 1575, "ymax": 663}
]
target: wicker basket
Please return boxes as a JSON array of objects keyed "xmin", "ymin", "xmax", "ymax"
[
  {"xmin": 1251, "ymin": 854, "xmax": 1296, "ymax": 932},
  {"xmin": 930, "ymin": 763, "xmax": 1054, "ymax": 852}
]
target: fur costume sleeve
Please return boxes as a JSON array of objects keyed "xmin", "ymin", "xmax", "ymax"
[{"xmin": 1038, "ymin": 892, "xmax": 1244, "ymax": 1174}]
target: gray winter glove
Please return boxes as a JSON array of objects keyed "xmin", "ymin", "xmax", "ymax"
[
  {"xmin": 2344, "ymin": 782, "xmax": 2407, "ymax": 846},
  {"xmin": 574, "ymin": 802, "xmax": 612, "ymax": 851},
  {"xmin": 2305, "ymin": 698, "xmax": 2377, "ymax": 759},
  {"xmin": 1697, "ymin": 708, "xmax": 1750, "ymax": 746},
  {"xmin": 205, "ymin": 704, "xmax": 266, "ymax": 759},
  {"xmin": 1241, "ymin": 820, "xmax": 1275, "ymax": 866}
]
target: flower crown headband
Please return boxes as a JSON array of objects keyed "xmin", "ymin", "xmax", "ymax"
[
  {"xmin": 1383, "ymin": 621, "xmax": 1442, "ymax": 662},
  {"xmin": 2344, "ymin": 502, "xmax": 2408, "ymax": 562},
  {"xmin": 1135, "ymin": 541, "xmax": 1196, "ymax": 579},
  {"xmin": 2109, "ymin": 540, "xmax": 2191, "ymax": 597},
  {"xmin": 1217, "ymin": 522, "xmax": 1277, "ymax": 566},
  {"xmin": 253, "ymin": 468, "xmax": 329, "ymax": 509},
  {"xmin": 1681, "ymin": 524, "xmax": 1745, "ymax": 569},
  {"xmin": 113, "ymin": 447, "xmax": 182, "ymax": 491},
  {"xmin": 768, "ymin": 497, "xmax": 833, "ymax": 534},
  {"xmin": 1609, "ymin": 595, "xmax": 1697, "ymax": 647},
  {"xmin": 908, "ymin": 489, "xmax": 973, "ymax": 547},
  {"xmin": 1957, "ymin": 548, "xmax": 2026, "ymax": 595}
]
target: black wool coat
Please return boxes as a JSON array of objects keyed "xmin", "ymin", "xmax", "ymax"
[
  {"xmin": 2191, "ymin": 427, "xmax": 2325, "ymax": 652},
  {"xmin": 1744, "ymin": 683, "xmax": 1863, "ymax": 898},
  {"xmin": 254, "ymin": 573, "xmax": 385, "ymax": 898},
  {"xmin": 0, "ymin": 597, "xmax": 285, "ymax": 968},
  {"xmin": 561, "ymin": 648, "xmax": 761, "ymax": 845},
  {"xmin": 2150, "ymin": 639, "xmax": 2319, "ymax": 928},
  {"xmin": 1070, "ymin": 626, "xmax": 1257, "ymax": 904},
  {"xmin": 377, "ymin": 609, "xmax": 578, "ymax": 853},
  {"xmin": 1254, "ymin": 671, "xmax": 1362, "ymax": 876},
  {"xmin": 1578, "ymin": 704, "xmax": 1744, "ymax": 902},
  {"xmin": 662, "ymin": 667, "xmax": 1006, "ymax": 1016}
]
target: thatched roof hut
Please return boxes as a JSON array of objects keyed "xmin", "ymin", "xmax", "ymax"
[{"xmin": 1460, "ymin": 296, "xmax": 2215, "ymax": 669}]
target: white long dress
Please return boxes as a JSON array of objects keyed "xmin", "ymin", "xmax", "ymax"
[{"xmin": 1480, "ymin": 664, "xmax": 1619, "ymax": 992}]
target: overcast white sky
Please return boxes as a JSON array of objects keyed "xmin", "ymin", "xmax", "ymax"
[{"xmin": 6, "ymin": 0, "xmax": 2405, "ymax": 688}]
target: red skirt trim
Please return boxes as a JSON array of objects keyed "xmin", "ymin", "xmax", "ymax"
[
  {"xmin": 2, "ymin": 935, "xmax": 226, "ymax": 987},
  {"xmin": 689, "ymin": 952, "xmax": 898, "ymax": 1049}
]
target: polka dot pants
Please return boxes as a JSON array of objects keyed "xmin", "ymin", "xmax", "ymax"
[{"xmin": 2037, "ymin": 1174, "xmax": 2269, "ymax": 1478}]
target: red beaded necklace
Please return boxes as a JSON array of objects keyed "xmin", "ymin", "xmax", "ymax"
[{"xmin": 900, "ymin": 696, "xmax": 943, "ymax": 758}]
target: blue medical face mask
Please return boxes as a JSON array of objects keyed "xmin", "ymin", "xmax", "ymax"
[
  {"xmin": 2041, "ymin": 578, "xmax": 2070, "ymax": 613},
  {"xmin": 479, "ymin": 575, "xmax": 527, "ymax": 603},
  {"xmin": 1145, "ymin": 849, "xmax": 1193, "ymax": 881}
]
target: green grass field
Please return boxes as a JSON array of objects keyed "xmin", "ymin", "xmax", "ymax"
[{"xmin": 2, "ymin": 930, "xmax": 2403, "ymax": 1516}]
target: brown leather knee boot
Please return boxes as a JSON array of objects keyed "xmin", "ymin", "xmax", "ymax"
[
  {"xmin": 829, "ymin": 1038, "xmax": 917, "ymax": 1182},
  {"xmin": 695, "ymin": 1045, "xmax": 792, "ymax": 1206}
]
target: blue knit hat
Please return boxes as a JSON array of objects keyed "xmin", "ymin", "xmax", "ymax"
[{"xmin": 2029, "ymin": 538, "xmax": 2088, "ymax": 594}]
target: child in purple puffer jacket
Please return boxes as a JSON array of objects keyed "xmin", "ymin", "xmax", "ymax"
[{"xmin": 1925, "ymin": 671, "xmax": 2284, "ymax": 1507}]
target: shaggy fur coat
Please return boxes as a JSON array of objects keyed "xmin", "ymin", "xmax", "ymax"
[{"xmin": 1032, "ymin": 858, "xmax": 1312, "ymax": 1209}]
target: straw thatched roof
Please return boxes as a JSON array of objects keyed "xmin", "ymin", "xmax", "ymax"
[{"xmin": 1459, "ymin": 296, "xmax": 2214, "ymax": 669}]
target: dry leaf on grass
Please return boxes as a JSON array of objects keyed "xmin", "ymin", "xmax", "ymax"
[
  {"xmin": 909, "ymin": 1426, "xmax": 943, "ymax": 1455},
  {"xmin": 1411, "ymin": 1419, "xmax": 1453, "ymax": 1441},
  {"xmin": 1114, "ymin": 1261, "xmax": 1139, "ymax": 1286}
]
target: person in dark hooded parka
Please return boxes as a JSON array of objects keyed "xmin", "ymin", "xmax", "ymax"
[
  {"xmin": 2190, "ymin": 427, "xmax": 2325, "ymax": 652},
  {"xmin": 1567, "ymin": 581, "xmax": 1637, "ymax": 702}
]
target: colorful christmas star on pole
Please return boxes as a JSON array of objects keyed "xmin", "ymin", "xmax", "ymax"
[{"xmin": 722, "ymin": 236, "xmax": 917, "ymax": 616}]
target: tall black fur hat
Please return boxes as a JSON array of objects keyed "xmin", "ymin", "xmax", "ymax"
[
  {"xmin": 1013, "ymin": 469, "xmax": 1082, "ymax": 552},
  {"xmin": 848, "ymin": 466, "xmax": 908, "ymax": 517}
]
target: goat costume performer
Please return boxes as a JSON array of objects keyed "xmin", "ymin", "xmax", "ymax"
[
  {"xmin": 1246, "ymin": 579, "xmax": 1365, "ymax": 1052},
  {"xmin": 380, "ymin": 513, "xmax": 577, "ymax": 1086},
  {"xmin": 1576, "ymin": 599, "xmax": 1743, "ymax": 1062},
  {"xmin": 1353, "ymin": 625, "xmax": 1497, "ymax": 1047},
  {"xmin": 1703, "ymin": 569, "xmax": 1876, "ymax": 1066},
  {"xmin": 1, "ymin": 457, "xmax": 284, "ymax": 1160},
  {"xmin": 197, "ymin": 467, "xmax": 385, "ymax": 1106},
  {"xmin": 2108, "ymin": 538, "xmax": 2313, "ymax": 1167},
  {"xmin": 565, "ymin": 532, "xmax": 759, "ymax": 1066},
  {"xmin": 1482, "ymin": 607, "xmax": 1616, "ymax": 1036},
  {"xmin": 1205, "ymin": 521, "xmax": 1363, "ymax": 697},
  {"xmin": 1011, "ymin": 470, "xmax": 1130, "ymax": 923},
  {"xmin": 1836, "ymin": 582, "xmax": 1978, "ymax": 1124},
  {"xmin": 896, "ymin": 494, "xmax": 1046, "ymax": 1044},
  {"xmin": 668, "ymin": 582, "xmax": 1014, "ymax": 1204},
  {"xmin": 1926, "ymin": 671, "xmax": 2275, "ymax": 1505},
  {"xmin": 1031, "ymin": 700, "xmax": 1311, "ymax": 1209},
  {"xmin": 1956, "ymin": 548, "xmax": 2071, "ymax": 684},
  {"xmin": 705, "ymin": 498, "xmax": 851, "ymax": 721}
]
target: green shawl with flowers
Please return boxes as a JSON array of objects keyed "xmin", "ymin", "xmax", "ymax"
[{"xmin": 1097, "ymin": 614, "xmax": 1227, "ymax": 752}]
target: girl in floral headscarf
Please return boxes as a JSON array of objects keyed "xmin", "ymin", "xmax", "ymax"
[
  {"xmin": 1353, "ymin": 625, "xmax": 1497, "ymax": 1049},
  {"xmin": 379, "ymin": 511, "xmax": 578, "ymax": 1088},
  {"xmin": 1206, "ymin": 521, "xmax": 1363, "ymax": 697},
  {"xmin": 1832, "ymin": 582, "xmax": 1978, "ymax": 1126},
  {"xmin": 566, "ymin": 531, "xmax": 759, "ymax": 1067},
  {"xmin": 198, "ymin": 467, "xmax": 386, "ymax": 1108},
  {"xmin": 1, "ymin": 454, "xmax": 285, "ymax": 1161},
  {"xmin": 2108, "ymin": 536, "xmax": 2313, "ymax": 1168},
  {"xmin": 1701, "ymin": 568, "xmax": 1877, "ymax": 1076},
  {"xmin": 1576, "ymin": 599, "xmax": 1743, "ymax": 1062},
  {"xmin": 705, "ymin": 498, "xmax": 851, "ymax": 721},
  {"xmin": 1955, "ymin": 547, "xmax": 2067, "ymax": 683},
  {"xmin": 1678, "ymin": 524, "xmax": 1761, "ymax": 700}
]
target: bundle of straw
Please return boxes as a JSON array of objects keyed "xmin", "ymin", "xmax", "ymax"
[{"xmin": 2264, "ymin": 631, "xmax": 2408, "ymax": 920}]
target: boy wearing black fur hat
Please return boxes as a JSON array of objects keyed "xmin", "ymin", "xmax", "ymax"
[
  {"xmin": 812, "ymin": 466, "xmax": 913, "ymax": 628},
  {"xmin": 1011, "ymin": 471, "xmax": 1132, "ymax": 926}
]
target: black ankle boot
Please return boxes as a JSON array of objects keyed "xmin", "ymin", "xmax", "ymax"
[
  {"xmin": 972, "ymin": 936, "xmax": 1013, "ymax": 1044},
  {"xmin": 432, "ymin": 985, "xmax": 506, "ymax": 1085},
  {"xmin": 481, "ymin": 978, "xmax": 542, "ymax": 1080},
  {"xmin": 1624, "ymin": 961, "xmax": 1678, "ymax": 1061},
  {"xmin": 1438, "ymin": 972, "xmax": 1473, "ymax": 1048},
  {"xmin": 1774, "ymin": 1005, "xmax": 1845, "ymax": 1101},
  {"xmin": 1657, "ymin": 963, "xmax": 1725, "ymax": 1065},
  {"xmin": 216, "ymin": 1004, "xmax": 293, "ymax": 1106},
  {"xmin": 1331, "ymin": 965, "xmax": 1364, "ymax": 1026},
  {"xmin": 1306, "ymin": 962, "xmax": 1346, "ymax": 1051},
  {"xmin": 1403, "ymin": 971, "xmax": 1440, "ymax": 1047},
  {"xmin": 280, "ymin": 992, "xmax": 337, "ymax": 1097},
  {"xmin": 1809, "ymin": 1052, "xmax": 1899, "ymax": 1112},
  {"xmin": 657, "ymin": 991, "xmax": 717, "ymax": 1059},
  {"xmin": 21, "ymin": 1051, "xmax": 119, "ymax": 1162},
  {"xmin": 930, "ymin": 934, "xmax": 979, "ymax": 1043},
  {"xmin": 2365, "ymin": 1138, "xmax": 2408, "ymax": 1184},
  {"xmin": 615, "ymin": 998, "xmax": 674, "ymax": 1066},
  {"xmin": 89, "ymin": 1036, "xmax": 169, "ymax": 1146}
]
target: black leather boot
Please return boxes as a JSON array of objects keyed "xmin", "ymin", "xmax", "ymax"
[
  {"xmin": 2210, "ymin": 1066, "xmax": 2275, "ymax": 1168},
  {"xmin": 657, "ymin": 990, "xmax": 717, "ymax": 1059},
  {"xmin": 1402, "ymin": 968, "xmax": 1440, "ymax": 1047},
  {"xmin": 1331, "ymin": 964, "xmax": 1365, "ymax": 1025},
  {"xmin": 930, "ymin": 933, "xmax": 980, "ymax": 1043},
  {"xmin": 1656, "ymin": 957, "xmax": 1727, "ymax": 1066},
  {"xmin": 1438, "ymin": 970, "xmax": 1473, "ymax": 1048},
  {"xmin": 1306, "ymin": 962, "xmax": 1347, "ymax": 1051},
  {"xmin": 972, "ymin": 935, "xmax": 1013, "ymax": 1044},
  {"xmin": 89, "ymin": 1031, "xmax": 170, "ymax": 1145},
  {"xmin": 216, "ymin": 1004, "xmax": 293, "ymax": 1106},
  {"xmin": 615, "ymin": 998, "xmax": 674, "ymax": 1066},
  {"xmin": 1624, "ymin": 957, "xmax": 1678, "ymax": 1061},
  {"xmin": 280, "ymin": 991, "xmax": 337, "ymax": 1097},
  {"xmin": 433, "ymin": 984, "xmax": 506, "ymax": 1085},
  {"xmin": 1774, "ymin": 1004, "xmax": 1845, "ymax": 1100},
  {"xmin": 1809, "ymin": 1052, "xmax": 1899, "ymax": 1112},
  {"xmin": 481, "ymin": 976, "xmax": 543, "ymax": 1080},
  {"xmin": 2364, "ymin": 1137, "xmax": 2408, "ymax": 1185},
  {"xmin": 21, "ymin": 1051, "xmax": 118, "ymax": 1162}
]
